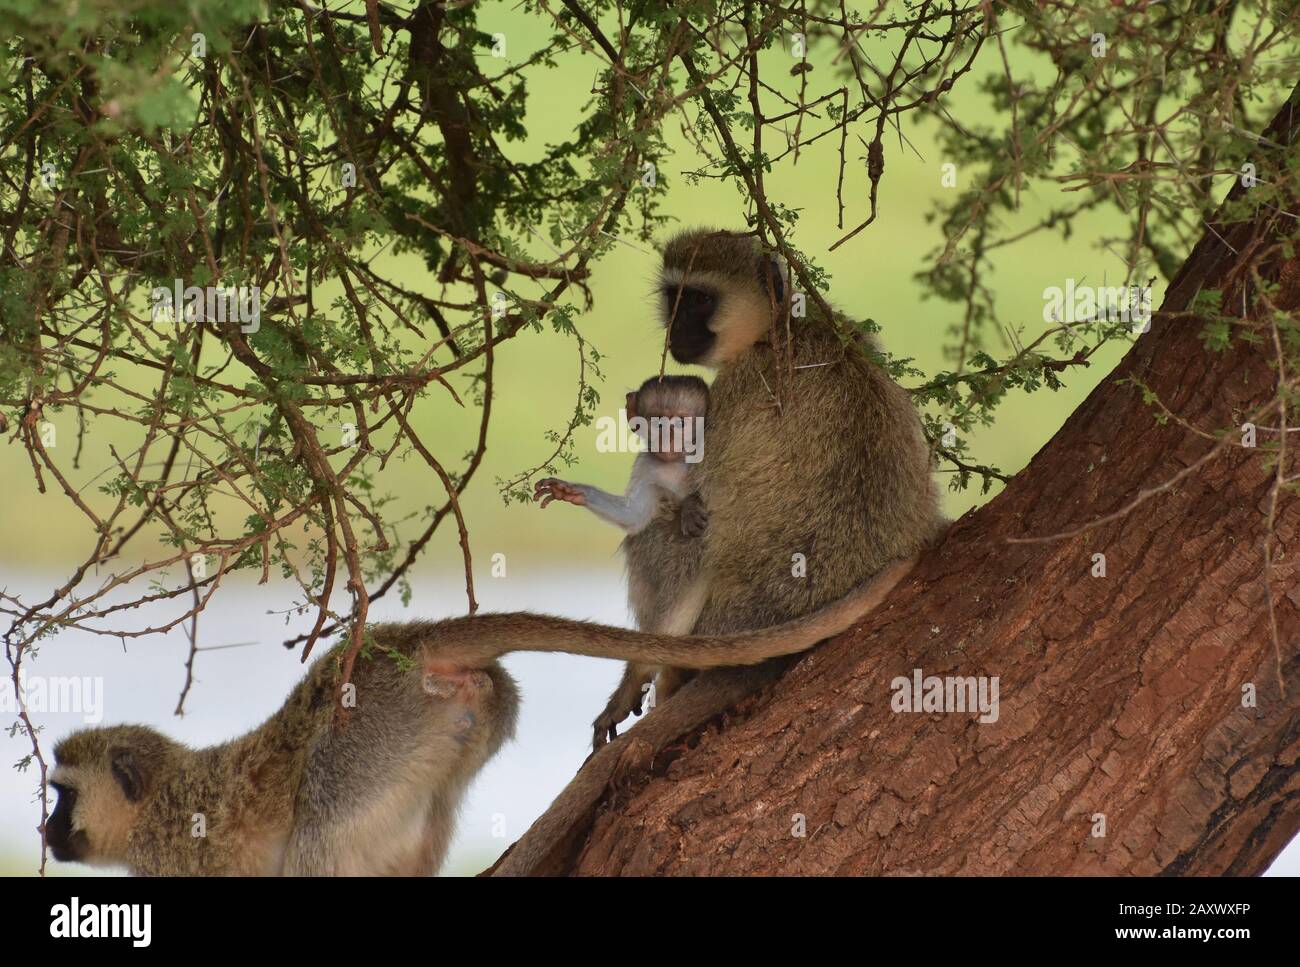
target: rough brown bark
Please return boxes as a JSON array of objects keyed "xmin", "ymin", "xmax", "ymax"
[{"xmin": 513, "ymin": 95, "xmax": 1300, "ymax": 876}]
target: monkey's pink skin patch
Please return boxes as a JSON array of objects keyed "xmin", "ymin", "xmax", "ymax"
[
  {"xmin": 421, "ymin": 666, "xmax": 493, "ymax": 701},
  {"xmin": 422, "ymin": 675, "xmax": 459, "ymax": 699}
]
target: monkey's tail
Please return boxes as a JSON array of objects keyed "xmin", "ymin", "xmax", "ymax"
[{"xmin": 432, "ymin": 556, "xmax": 917, "ymax": 668}]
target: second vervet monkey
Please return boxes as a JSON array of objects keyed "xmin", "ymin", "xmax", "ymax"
[{"xmin": 47, "ymin": 649, "xmax": 518, "ymax": 876}]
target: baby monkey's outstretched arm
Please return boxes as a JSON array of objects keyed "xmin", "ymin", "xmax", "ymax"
[
  {"xmin": 533, "ymin": 375, "xmax": 709, "ymax": 537},
  {"xmin": 533, "ymin": 474, "xmax": 661, "ymax": 534}
]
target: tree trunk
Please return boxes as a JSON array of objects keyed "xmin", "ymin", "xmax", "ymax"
[{"xmin": 514, "ymin": 95, "xmax": 1300, "ymax": 876}]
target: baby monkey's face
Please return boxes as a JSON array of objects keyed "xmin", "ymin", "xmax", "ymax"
[
  {"xmin": 645, "ymin": 410, "xmax": 699, "ymax": 462},
  {"xmin": 628, "ymin": 407, "xmax": 705, "ymax": 463},
  {"xmin": 626, "ymin": 379, "xmax": 709, "ymax": 465}
]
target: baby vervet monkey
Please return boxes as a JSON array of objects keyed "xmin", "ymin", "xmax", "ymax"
[
  {"xmin": 535, "ymin": 375, "xmax": 710, "ymax": 746},
  {"xmin": 534, "ymin": 375, "xmax": 709, "ymax": 537}
]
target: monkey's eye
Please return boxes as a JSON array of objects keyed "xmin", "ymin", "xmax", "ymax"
[
  {"xmin": 51, "ymin": 781, "xmax": 75, "ymax": 806},
  {"xmin": 683, "ymin": 289, "xmax": 714, "ymax": 312}
]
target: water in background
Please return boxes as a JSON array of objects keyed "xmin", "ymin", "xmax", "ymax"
[{"xmin": 2, "ymin": 568, "xmax": 1295, "ymax": 876}]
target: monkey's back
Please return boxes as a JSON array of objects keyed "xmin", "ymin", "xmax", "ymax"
[
  {"xmin": 291, "ymin": 638, "xmax": 519, "ymax": 873},
  {"xmin": 124, "ymin": 658, "xmax": 338, "ymax": 874},
  {"xmin": 692, "ymin": 321, "xmax": 941, "ymax": 635}
]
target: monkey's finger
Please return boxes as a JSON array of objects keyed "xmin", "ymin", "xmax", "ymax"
[{"xmin": 540, "ymin": 495, "xmax": 555, "ymax": 509}]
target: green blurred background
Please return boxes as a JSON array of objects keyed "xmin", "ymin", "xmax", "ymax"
[
  {"xmin": 0, "ymin": 5, "xmax": 1137, "ymax": 577},
  {"xmin": 1, "ymin": 3, "xmax": 1179, "ymax": 875}
]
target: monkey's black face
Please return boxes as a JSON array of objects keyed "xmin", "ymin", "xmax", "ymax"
[
  {"xmin": 662, "ymin": 284, "xmax": 718, "ymax": 364},
  {"xmin": 48, "ymin": 781, "xmax": 89, "ymax": 862}
]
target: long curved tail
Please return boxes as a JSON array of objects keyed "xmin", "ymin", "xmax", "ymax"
[{"xmin": 420, "ymin": 556, "xmax": 916, "ymax": 668}]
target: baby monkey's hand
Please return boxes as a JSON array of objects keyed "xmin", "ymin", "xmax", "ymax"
[
  {"xmin": 534, "ymin": 477, "xmax": 587, "ymax": 508},
  {"xmin": 679, "ymin": 492, "xmax": 709, "ymax": 538}
]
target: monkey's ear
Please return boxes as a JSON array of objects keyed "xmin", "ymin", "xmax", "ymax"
[
  {"xmin": 625, "ymin": 391, "xmax": 638, "ymax": 420},
  {"xmin": 109, "ymin": 747, "xmax": 147, "ymax": 803}
]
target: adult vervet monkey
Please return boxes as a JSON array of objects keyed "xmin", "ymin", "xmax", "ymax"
[{"xmin": 490, "ymin": 227, "xmax": 942, "ymax": 874}]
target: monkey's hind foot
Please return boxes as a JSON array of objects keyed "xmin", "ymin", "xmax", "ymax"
[
  {"xmin": 591, "ymin": 702, "xmax": 637, "ymax": 754},
  {"xmin": 591, "ymin": 669, "xmax": 654, "ymax": 754}
]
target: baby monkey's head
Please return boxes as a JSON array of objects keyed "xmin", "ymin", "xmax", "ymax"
[{"xmin": 626, "ymin": 375, "xmax": 709, "ymax": 464}]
